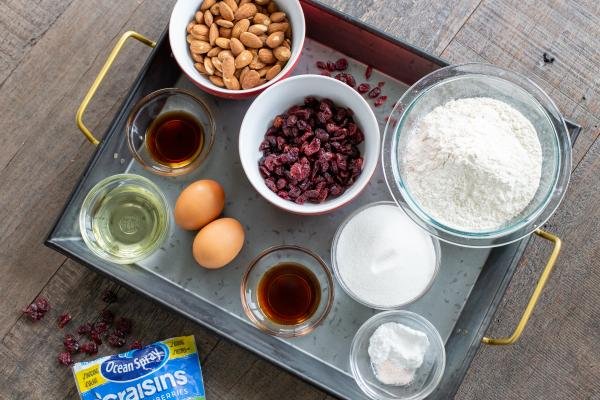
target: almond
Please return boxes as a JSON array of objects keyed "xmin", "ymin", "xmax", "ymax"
[
  {"xmin": 253, "ymin": 13, "xmax": 271, "ymax": 25},
  {"xmin": 207, "ymin": 46, "xmax": 221, "ymax": 57},
  {"xmin": 215, "ymin": 37, "xmax": 231, "ymax": 49},
  {"xmin": 224, "ymin": 0, "xmax": 238, "ymax": 11},
  {"xmin": 232, "ymin": 18, "xmax": 250, "ymax": 38},
  {"xmin": 256, "ymin": 0, "xmax": 270, "ymax": 5},
  {"xmin": 282, "ymin": 38, "xmax": 291, "ymax": 49},
  {"xmin": 204, "ymin": 57, "xmax": 215, "ymax": 75},
  {"xmin": 240, "ymin": 0, "xmax": 252, "ymax": 4},
  {"xmin": 218, "ymin": 2, "xmax": 234, "ymax": 21},
  {"xmin": 218, "ymin": 49, "xmax": 234, "ymax": 61},
  {"xmin": 211, "ymin": 57, "xmax": 223, "ymax": 72},
  {"xmin": 240, "ymin": 31, "xmax": 262, "ymax": 48},
  {"xmin": 270, "ymin": 11, "xmax": 286, "ymax": 23},
  {"xmin": 219, "ymin": 27, "xmax": 232, "ymax": 38},
  {"xmin": 209, "ymin": 75, "xmax": 225, "ymax": 87},
  {"xmin": 240, "ymin": 66, "xmax": 250, "ymax": 82},
  {"xmin": 223, "ymin": 75, "xmax": 241, "ymax": 90},
  {"xmin": 258, "ymin": 48, "xmax": 275, "ymax": 64},
  {"xmin": 210, "ymin": 3, "xmax": 220, "ymax": 15},
  {"xmin": 190, "ymin": 40, "xmax": 212, "ymax": 54},
  {"xmin": 209, "ymin": 23, "xmax": 219, "ymax": 46},
  {"xmin": 200, "ymin": 0, "xmax": 216, "ymax": 11},
  {"xmin": 249, "ymin": 54, "xmax": 265, "ymax": 70},
  {"xmin": 192, "ymin": 24, "xmax": 209, "ymax": 37},
  {"xmin": 195, "ymin": 12, "xmax": 204, "ymax": 24},
  {"xmin": 191, "ymin": 52, "xmax": 204, "ymax": 63},
  {"xmin": 241, "ymin": 69, "xmax": 261, "ymax": 89},
  {"xmin": 187, "ymin": 34, "xmax": 194, "ymax": 44},
  {"xmin": 265, "ymin": 63, "xmax": 281, "ymax": 80},
  {"xmin": 248, "ymin": 24, "xmax": 268, "ymax": 35},
  {"xmin": 216, "ymin": 19, "xmax": 234, "ymax": 28},
  {"xmin": 190, "ymin": 31, "xmax": 208, "ymax": 41},
  {"xmin": 214, "ymin": 70, "xmax": 223, "ymax": 77},
  {"xmin": 257, "ymin": 65, "xmax": 269, "ymax": 78},
  {"xmin": 273, "ymin": 46, "xmax": 291, "ymax": 61},
  {"xmin": 268, "ymin": 22, "xmax": 288, "ymax": 33},
  {"xmin": 234, "ymin": 50, "xmax": 253, "ymax": 69},
  {"xmin": 266, "ymin": 31, "xmax": 284, "ymax": 48},
  {"xmin": 194, "ymin": 62, "xmax": 208, "ymax": 74},
  {"xmin": 187, "ymin": 22, "xmax": 196, "ymax": 34},
  {"xmin": 204, "ymin": 10, "xmax": 213, "ymax": 26},
  {"xmin": 234, "ymin": 3, "xmax": 257, "ymax": 20},
  {"xmin": 230, "ymin": 38, "xmax": 245, "ymax": 56},
  {"xmin": 221, "ymin": 54, "xmax": 235, "ymax": 77}
]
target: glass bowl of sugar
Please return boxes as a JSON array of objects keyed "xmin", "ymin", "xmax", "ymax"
[
  {"xmin": 331, "ymin": 201, "xmax": 440, "ymax": 309},
  {"xmin": 349, "ymin": 310, "xmax": 446, "ymax": 400}
]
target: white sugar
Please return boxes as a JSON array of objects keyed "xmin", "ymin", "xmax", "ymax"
[{"xmin": 335, "ymin": 204, "xmax": 437, "ymax": 307}]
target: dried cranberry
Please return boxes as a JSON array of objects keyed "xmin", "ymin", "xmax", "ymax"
[
  {"xmin": 335, "ymin": 58, "xmax": 348, "ymax": 70},
  {"xmin": 22, "ymin": 297, "xmax": 51, "ymax": 321},
  {"xmin": 80, "ymin": 341, "xmax": 98, "ymax": 355},
  {"xmin": 265, "ymin": 178, "xmax": 277, "ymax": 192},
  {"xmin": 374, "ymin": 96, "xmax": 388, "ymax": 107},
  {"xmin": 93, "ymin": 321, "xmax": 109, "ymax": 335},
  {"xmin": 77, "ymin": 322, "xmax": 93, "ymax": 336},
  {"xmin": 108, "ymin": 331, "xmax": 126, "ymax": 348},
  {"xmin": 57, "ymin": 313, "xmax": 72, "ymax": 328},
  {"xmin": 316, "ymin": 61, "xmax": 327, "ymax": 69},
  {"xmin": 326, "ymin": 61, "xmax": 336, "ymax": 71},
  {"xmin": 276, "ymin": 178, "xmax": 287, "ymax": 190},
  {"xmin": 368, "ymin": 86, "xmax": 381, "ymax": 98},
  {"xmin": 100, "ymin": 309, "xmax": 114, "ymax": 324},
  {"xmin": 129, "ymin": 340, "xmax": 144, "ymax": 350},
  {"xmin": 90, "ymin": 331, "xmax": 103, "ymax": 345},
  {"xmin": 334, "ymin": 73, "xmax": 356, "ymax": 88},
  {"xmin": 101, "ymin": 289, "xmax": 117, "ymax": 304},
  {"xmin": 357, "ymin": 83, "xmax": 370, "ymax": 94},
  {"xmin": 57, "ymin": 352, "xmax": 73, "ymax": 366},
  {"xmin": 365, "ymin": 65, "xmax": 373, "ymax": 79},
  {"xmin": 63, "ymin": 334, "xmax": 80, "ymax": 354}
]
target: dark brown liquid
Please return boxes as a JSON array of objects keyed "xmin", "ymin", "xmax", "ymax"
[
  {"xmin": 146, "ymin": 111, "xmax": 204, "ymax": 167},
  {"xmin": 258, "ymin": 263, "xmax": 321, "ymax": 325}
]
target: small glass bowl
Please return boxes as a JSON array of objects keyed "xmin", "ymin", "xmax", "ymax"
[
  {"xmin": 350, "ymin": 311, "xmax": 446, "ymax": 400},
  {"xmin": 331, "ymin": 201, "xmax": 441, "ymax": 310},
  {"xmin": 240, "ymin": 245, "xmax": 335, "ymax": 338},
  {"xmin": 126, "ymin": 88, "xmax": 215, "ymax": 176},
  {"xmin": 79, "ymin": 174, "xmax": 170, "ymax": 264}
]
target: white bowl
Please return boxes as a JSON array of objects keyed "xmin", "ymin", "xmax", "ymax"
[
  {"xmin": 239, "ymin": 74, "xmax": 381, "ymax": 215},
  {"xmin": 169, "ymin": 0, "xmax": 306, "ymax": 99}
]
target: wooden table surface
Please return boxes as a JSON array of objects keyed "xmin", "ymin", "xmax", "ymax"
[{"xmin": 1, "ymin": 0, "xmax": 598, "ymax": 399}]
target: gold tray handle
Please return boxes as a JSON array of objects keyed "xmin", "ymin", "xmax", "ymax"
[
  {"xmin": 76, "ymin": 31, "xmax": 156, "ymax": 145},
  {"xmin": 482, "ymin": 228, "xmax": 562, "ymax": 345}
]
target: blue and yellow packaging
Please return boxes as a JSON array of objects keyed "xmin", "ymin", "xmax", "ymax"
[{"xmin": 72, "ymin": 336, "xmax": 206, "ymax": 400}]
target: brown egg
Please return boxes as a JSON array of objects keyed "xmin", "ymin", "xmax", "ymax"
[
  {"xmin": 193, "ymin": 218, "xmax": 245, "ymax": 269},
  {"xmin": 174, "ymin": 180, "xmax": 225, "ymax": 230}
]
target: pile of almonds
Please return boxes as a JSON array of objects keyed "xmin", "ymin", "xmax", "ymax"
[{"xmin": 187, "ymin": 0, "xmax": 292, "ymax": 90}]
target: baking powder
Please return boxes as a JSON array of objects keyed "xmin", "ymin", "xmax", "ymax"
[
  {"xmin": 404, "ymin": 97, "xmax": 542, "ymax": 231},
  {"xmin": 368, "ymin": 322, "xmax": 430, "ymax": 386},
  {"xmin": 335, "ymin": 204, "xmax": 437, "ymax": 308}
]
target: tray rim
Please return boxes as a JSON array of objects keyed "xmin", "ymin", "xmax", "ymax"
[{"xmin": 45, "ymin": 1, "xmax": 583, "ymax": 398}]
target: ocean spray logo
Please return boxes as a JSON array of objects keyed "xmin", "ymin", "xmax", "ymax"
[{"xmin": 100, "ymin": 343, "xmax": 169, "ymax": 382}]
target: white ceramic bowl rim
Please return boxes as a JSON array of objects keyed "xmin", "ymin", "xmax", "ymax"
[
  {"xmin": 238, "ymin": 74, "xmax": 381, "ymax": 214},
  {"xmin": 169, "ymin": 0, "xmax": 306, "ymax": 95}
]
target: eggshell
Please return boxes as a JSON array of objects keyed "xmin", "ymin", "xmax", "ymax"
[
  {"xmin": 193, "ymin": 217, "xmax": 245, "ymax": 269},
  {"xmin": 174, "ymin": 180, "xmax": 225, "ymax": 230}
]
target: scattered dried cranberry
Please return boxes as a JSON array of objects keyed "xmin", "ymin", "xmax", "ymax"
[
  {"xmin": 115, "ymin": 317, "xmax": 132, "ymax": 335},
  {"xmin": 101, "ymin": 289, "xmax": 118, "ymax": 304},
  {"xmin": 100, "ymin": 309, "xmax": 114, "ymax": 324},
  {"xmin": 357, "ymin": 83, "xmax": 370, "ymax": 94},
  {"xmin": 80, "ymin": 341, "xmax": 99, "ymax": 355},
  {"xmin": 77, "ymin": 322, "xmax": 93, "ymax": 336},
  {"xmin": 129, "ymin": 340, "xmax": 143, "ymax": 350},
  {"xmin": 108, "ymin": 331, "xmax": 126, "ymax": 348},
  {"xmin": 63, "ymin": 334, "xmax": 80, "ymax": 354},
  {"xmin": 57, "ymin": 313, "xmax": 72, "ymax": 328},
  {"xmin": 90, "ymin": 331, "xmax": 103, "ymax": 345},
  {"xmin": 374, "ymin": 96, "xmax": 388, "ymax": 107},
  {"xmin": 57, "ymin": 352, "xmax": 73, "ymax": 366},
  {"xmin": 335, "ymin": 58, "xmax": 348, "ymax": 70},
  {"xmin": 368, "ymin": 86, "xmax": 381, "ymax": 98},
  {"xmin": 22, "ymin": 297, "xmax": 50, "ymax": 321},
  {"xmin": 316, "ymin": 61, "xmax": 327, "ymax": 69},
  {"xmin": 365, "ymin": 65, "xmax": 373, "ymax": 79},
  {"xmin": 334, "ymin": 73, "xmax": 356, "ymax": 87},
  {"xmin": 93, "ymin": 321, "xmax": 109, "ymax": 335},
  {"xmin": 326, "ymin": 61, "xmax": 336, "ymax": 71}
]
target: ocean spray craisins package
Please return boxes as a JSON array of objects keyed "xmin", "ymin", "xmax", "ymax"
[{"xmin": 72, "ymin": 336, "xmax": 206, "ymax": 400}]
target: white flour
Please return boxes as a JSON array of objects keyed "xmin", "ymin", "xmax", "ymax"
[
  {"xmin": 404, "ymin": 97, "xmax": 543, "ymax": 231},
  {"xmin": 368, "ymin": 322, "xmax": 430, "ymax": 386}
]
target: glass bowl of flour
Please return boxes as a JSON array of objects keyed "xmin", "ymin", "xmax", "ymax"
[
  {"xmin": 382, "ymin": 63, "xmax": 572, "ymax": 247},
  {"xmin": 349, "ymin": 310, "xmax": 446, "ymax": 400}
]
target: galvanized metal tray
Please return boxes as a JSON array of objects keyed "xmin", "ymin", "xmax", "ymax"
[{"xmin": 46, "ymin": 1, "xmax": 581, "ymax": 398}]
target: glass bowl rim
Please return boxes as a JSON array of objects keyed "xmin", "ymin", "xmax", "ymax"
[
  {"xmin": 349, "ymin": 310, "xmax": 446, "ymax": 400},
  {"xmin": 78, "ymin": 173, "xmax": 170, "ymax": 264},
  {"xmin": 331, "ymin": 201, "xmax": 441, "ymax": 310},
  {"xmin": 126, "ymin": 87, "xmax": 216, "ymax": 177},
  {"xmin": 240, "ymin": 244, "xmax": 335, "ymax": 338},
  {"xmin": 382, "ymin": 62, "xmax": 572, "ymax": 247}
]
